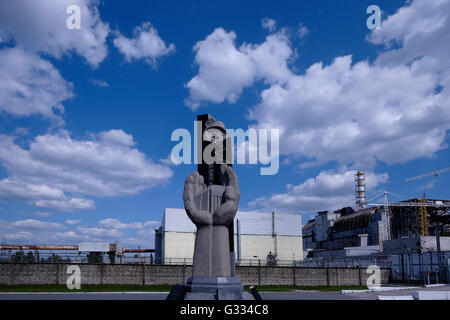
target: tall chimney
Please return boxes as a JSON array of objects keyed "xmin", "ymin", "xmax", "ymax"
[{"xmin": 355, "ymin": 171, "xmax": 366, "ymax": 207}]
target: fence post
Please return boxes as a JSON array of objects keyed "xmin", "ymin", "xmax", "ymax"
[
  {"xmin": 359, "ymin": 267, "xmax": 362, "ymax": 285},
  {"xmin": 258, "ymin": 260, "xmax": 261, "ymax": 286},
  {"xmin": 142, "ymin": 264, "xmax": 146, "ymax": 285},
  {"xmin": 100, "ymin": 263, "xmax": 104, "ymax": 285},
  {"xmin": 326, "ymin": 267, "xmax": 330, "ymax": 286},
  {"xmin": 55, "ymin": 263, "xmax": 59, "ymax": 285},
  {"xmin": 293, "ymin": 265, "xmax": 296, "ymax": 286}
]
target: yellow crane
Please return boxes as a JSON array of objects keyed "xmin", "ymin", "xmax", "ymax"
[{"xmin": 405, "ymin": 166, "xmax": 450, "ymax": 236}]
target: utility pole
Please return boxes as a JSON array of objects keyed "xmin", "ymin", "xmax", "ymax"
[{"xmin": 435, "ymin": 220, "xmax": 442, "ymax": 282}]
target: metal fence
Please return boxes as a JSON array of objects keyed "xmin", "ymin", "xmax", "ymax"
[
  {"xmin": 295, "ymin": 256, "xmax": 392, "ymax": 268},
  {"xmin": 389, "ymin": 251, "xmax": 450, "ymax": 284}
]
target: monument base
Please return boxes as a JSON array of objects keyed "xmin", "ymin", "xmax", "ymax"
[{"xmin": 166, "ymin": 277, "xmax": 255, "ymax": 300}]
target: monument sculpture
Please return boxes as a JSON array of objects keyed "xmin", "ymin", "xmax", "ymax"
[{"xmin": 167, "ymin": 114, "xmax": 254, "ymax": 300}]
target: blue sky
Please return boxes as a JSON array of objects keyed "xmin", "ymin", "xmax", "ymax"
[{"xmin": 0, "ymin": 0, "xmax": 449, "ymax": 248}]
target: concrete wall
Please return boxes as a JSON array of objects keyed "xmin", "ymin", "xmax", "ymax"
[
  {"xmin": 162, "ymin": 232, "xmax": 196, "ymax": 263},
  {"xmin": 383, "ymin": 236, "xmax": 450, "ymax": 254},
  {"xmin": 0, "ymin": 263, "xmax": 390, "ymax": 286},
  {"xmin": 237, "ymin": 235, "xmax": 302, "ymax": 261}
]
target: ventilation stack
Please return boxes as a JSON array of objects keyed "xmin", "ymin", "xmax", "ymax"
[{"xmin": 355, "ymin": 171, "xmax": 366, "ymax": 208}]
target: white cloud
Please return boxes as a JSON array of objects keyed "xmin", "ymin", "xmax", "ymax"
[
  {"xmin": 185, "ymin": 28, "xmax": 255, "ymax": 109},
  {"xmin": 99, "ymin": 218, "xmax": 142, "ymax": 230},
  {"xmin": 297, "ymin": 23, "xmax": 309, "ymax": 39},
  {"xmin": 0, "ymin": 216, "xmax": 158, "ymax": 246},
  {"xmin": 90, "ymin": 79, "xmax": 109, "ymax": 87},
  {"xmin": 250, "ymin": 55, "xmax": 447, "ymax": 168},
  {"xmin": 98, "ymin": 129, "xmax": 135, "ymax": 147},
  {"xmin": 33, "ymin": 212, "xmax": 52, "ymax": 217},
  {"xmin": 368, "ymin": 0, "xmax": 450, "ymax": 98},
  {"xmin": 248, "ymin": 170, "xmax": 388, "ymax": 213},
  {"xmin": 0, "ymin": 48, "xmax": 73, "ymax": 124},
  {"xmin": 35, "ymin": 198, "xmax": 95, "ymax": 212},
  {"xmin": 0, "ymin": 178, "xmax": 65, "ymax": 202},
  {"xmin": 261, "ymin": 18, "xmax": 277, "ymax": 32},
  {"xmin": 240, "ymin": 31, "xmax": 292, "ymax": 84},
  {"xmin": 0, "ymin": 0, "xmax": 109, "ymax": 67},
  {"xmin": 187, "ymin": 0, "xmax": 450, "ymax": 169},
  {"xmin": 99, "ymin": 218, "xmax": 159, "ymax": 230},
  {"xmin": 65, "ymin": 219, "xmax": 82, "ymax": 225},
  {"xmin": 185, "ymin": 28, "xmax": 292, "ymax": 109},
  {"xmin": 52, "ymin": 231, "xmax": 88, "ymax": 241},
  {"xmin": 0, "ymin": 130, "xmax": 172, "ymax": 211},
  {"xmin": 77, "ymin": 226, "xmax": 123, "ymax": 238},
  {"xmin": 2, "ymin": 231, "xmax": 35, "ymax": 241},
  {"xmin": 113, "ymin": 22, "xmax": 175, "ymax": 66},
  {"xmin": 10, "ymin": 219, "xmax": 64, "ymax": 231}
]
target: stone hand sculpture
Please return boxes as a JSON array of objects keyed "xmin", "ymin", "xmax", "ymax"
[{"xmin": 183, "ymin": 164, "xmax": 240, "ymax": 277}]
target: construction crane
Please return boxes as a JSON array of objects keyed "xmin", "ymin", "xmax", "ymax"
[
  {"xmin": 405, "ymin": 166, "xmax": 450, "ymax": 235},
  {"xmin": 405, "ymin": 166, "xmax": 450, "ymax": 182}
]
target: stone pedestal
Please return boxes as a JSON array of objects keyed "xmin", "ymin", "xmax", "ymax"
[
  {"xmin": 166, "ymin": 277, "xmax": 253, "ymax": 300},
  {"xmin": 184, "ymin": 276, "xmax": 252, "ymax": 300}
]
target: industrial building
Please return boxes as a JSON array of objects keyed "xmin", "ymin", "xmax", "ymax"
[
  {"xmin": 303, "ymin": 171, "xmax": 450, "ymax": 258},
  {"xmin": 0, "ymin": 242, "xmax": 154, "ymax": 264},
  {"xmin": 155, "ymin": 208, "xmax": 302, "ymax": 265}
]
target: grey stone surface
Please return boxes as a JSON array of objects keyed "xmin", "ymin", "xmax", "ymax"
[
  {"xmin": 183, "ymin": 164, "xmax": 240, "ymax": 278},
  {"xmin": 184, "ymin": 276, "xmax": 248, "ymax": 300},
  {"xmin": 180, "ymin": 114, "xmax": 245, "ymax": 299}
]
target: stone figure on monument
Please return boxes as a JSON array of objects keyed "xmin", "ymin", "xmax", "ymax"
[{"xmin": 167, "ymin": 114, "xmax": 257, "ymax": 300}]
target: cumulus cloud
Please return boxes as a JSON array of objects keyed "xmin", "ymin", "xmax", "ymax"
[
  {"xmin": 90, "ymin": 78, "xmax": 109, "ymax": 87},
  {"xmin": 248, "ymin": 170, "xmax": 389, "ymax": 213},
  {"xmin": 184, "ymin": 27, "xmax": 292, "ymax": 109},
  {"xmin": 52, "ymin": 231, "xmax": 89, "ymax": 241},
  {"xmin": 33, "ymin": 212, "xmax": 52, "ymax": 217},
  {"xmin": 113, "ymin": 22, "xmax": 175, "ymax": 66},
  {"xmin": 35, "ymin": 198, "xmax": 95, "ymax": 212},
  {"xmin": 0, "ymin": 0, "xmax": 109, "ymax": 67},
  {"xmin": 0, "ymin": 217, "xmax": 158, "ymax": 246},
  {"xmin": 2, "ymin": 231, "xmax": 36, "ymax": 242},
  {"xmin": 65, "ymin": 219, "xmax": 82, "ymax": 225},
  {"xmin": 187, "ymin": 1, "xmax": 450, "ymax": 169},
  {"xmin": 99, "ymin": 218, "xmax": 143, "ymax": 230},
  {"xmin": 0, "ymin": 48, "xmax": 73, "ymax": 124},
  {"xmin": 0, "ymin": 218, "xmax": 64, "ymax": 243},
  {"xmin": 250, "ymin": 55, "xmax": 447, "ymax": 168},
  {"xmin": 0, "ymin": 179, "xmax": 65, "ymax": 202},
  {"xmin": 297, "ymin": 23, "xmax": 309, "ymax": 39},
  {"xmin": 76, "ymin": 226, "xmax": 123, "ymax": 238},
  {"xmin": 250, "ymin": 0, "xmax": 450, "ymax": 169},
  {"xmin": 261, "ymin": 18, "xmax": 277, "ymax": 32},
  {"xmin": 99, "ymin": 218, "xmax": 159, "ymax": 232},
  {"xmin": 10, "ymin": 219, "xmax": 64, "ymax": 231},
  {"xmin": 0, "ymin": 130, "xmax": 172, "ymax": 211}
]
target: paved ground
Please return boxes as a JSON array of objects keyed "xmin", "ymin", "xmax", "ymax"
[
  {"xmin": 0, "ymin": 292, "xmax": 169, "ymax": 300},
  {"xmin": 342, "ymin": 285, "xmax": 450, "ymax": 300},
  {"xmin": 0, "ymin": 286, "xmax": 449, "ymax": 300}
]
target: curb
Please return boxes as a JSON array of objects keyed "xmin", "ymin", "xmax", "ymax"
[
  {"xmin": 0, "ymin": 291, "xmax": 169, "ymax": 294},
  {"xmin": 341, "ymin": 286, "xmax": 418, "ymax": 294},
  {"xmin": 377, "ymin": 295, "xmax": 414, "ymax": 300}
]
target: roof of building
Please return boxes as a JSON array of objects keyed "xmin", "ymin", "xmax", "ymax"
[
  {"xmin": 302, "ymin": 219, "xmax": 315, "ymax": 230},
  {"xmin": 162, "ymin": 208, "xmax": 302, "ymax": 236}
]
